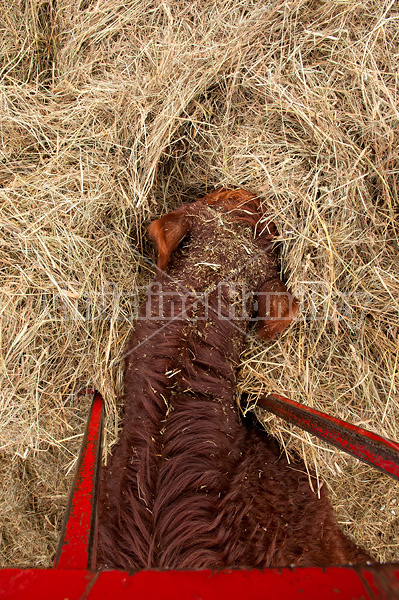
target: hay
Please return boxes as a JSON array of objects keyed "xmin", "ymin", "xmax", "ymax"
[{"xmin": 0, "ymin": 0, "xmax": 398, "ymax": 567}]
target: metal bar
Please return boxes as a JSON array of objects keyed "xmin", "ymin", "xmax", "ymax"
[
  {"xmin": 53, "ymin": 391, "xmax": 103, "ymax": 570},
  {"xmin": 255, "ymin": 393, "xmax": 399, "ymax": 481},
  {"xmin": 0, "ymin": 565, "xmax": 398, "ymax": 599}
]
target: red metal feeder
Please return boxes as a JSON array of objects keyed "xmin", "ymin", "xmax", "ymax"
[{"xmin": 1, "ymin": 391, "xmax": 398, "ymax": 599}]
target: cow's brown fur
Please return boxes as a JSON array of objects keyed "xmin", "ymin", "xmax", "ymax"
[{"xmin": 97, "ymin": 188, "xmax": 371, "ymax": 570}]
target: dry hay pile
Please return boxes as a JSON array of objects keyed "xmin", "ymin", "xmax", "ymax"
[{"xmin": 0, "ymin": 0, "xmax": 398, "ymax": 567}]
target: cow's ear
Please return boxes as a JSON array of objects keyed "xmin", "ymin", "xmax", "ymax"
[
  {"xmin": 148, "ymin": 206, "xmax": 192, "ymax": 271},
  {"xmin": 256, "ymin": 279, "xmax": 299, "ymax": 340}
]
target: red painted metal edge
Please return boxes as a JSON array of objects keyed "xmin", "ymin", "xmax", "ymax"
[
  {"xmin": 254, "ymin": 393, "xmax": 399, "ymax": 481},
  {"xmin": 0, "ymin": 565, "xmax": 398, "ymax": 600},
  {"xmin": 53, "ymin": 392, "xmax": 103, "ymax": 570}
]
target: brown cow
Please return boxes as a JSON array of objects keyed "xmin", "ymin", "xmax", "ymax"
[{"xmin": 98, "ymin": 188, "xmax": 371, "ymax": 570}]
